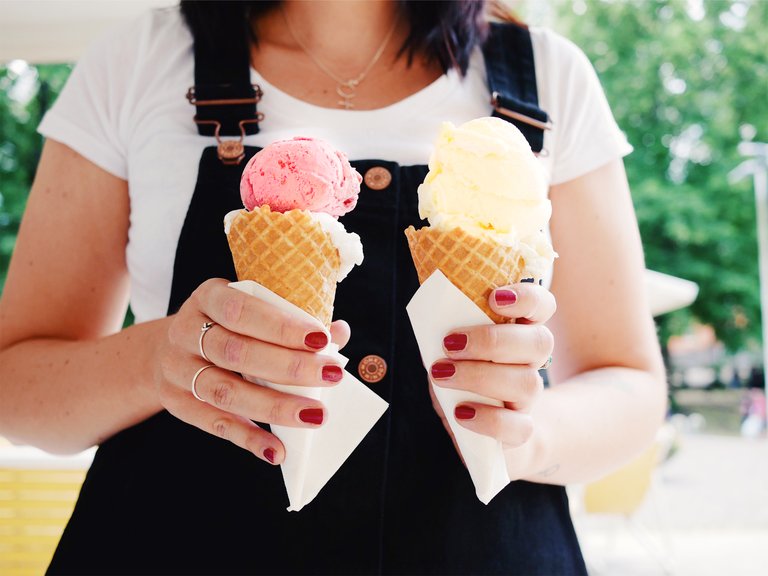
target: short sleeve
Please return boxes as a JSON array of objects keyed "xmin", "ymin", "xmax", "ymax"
[
  {"xmin": 37, "ymin": 19, "xmax": 139, "ymax": 180},
  {"xmin": 531, "ymin": 28, "xmax": 633, "ymax": 185}
]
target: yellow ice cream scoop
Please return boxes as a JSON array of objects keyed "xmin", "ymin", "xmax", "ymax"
[{"xmin": 417, "ymin": 116, "xmax": 551, "ymax": 238}]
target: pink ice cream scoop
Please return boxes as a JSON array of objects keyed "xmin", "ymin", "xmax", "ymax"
[{"xmin": 240, "ymin": 137, "xmax": 361, "ymax": 217}]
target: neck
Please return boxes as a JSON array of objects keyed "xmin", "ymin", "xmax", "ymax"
[
  {"xmin": 257, "ymin": 0, "xmax": 404, "ymax": 70},
  {"xmin": 250, "ymin": 0, "xmax": 443, "ymax": 111}
]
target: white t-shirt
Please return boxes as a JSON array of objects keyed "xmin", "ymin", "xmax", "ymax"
[{"xmin": 38, "ymin": 7, "xmax": 632, "ymax": 324}]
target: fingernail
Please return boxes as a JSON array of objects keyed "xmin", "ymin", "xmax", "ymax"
[
  {"xmin": 443, "ymin": 333, "xmax": 467, "ymax": 352},
  {"xmin": 322, "ymin": 365, "xmax": 343, "ymax": 382},
  {"xmin": 299, "ymin": 408, "xmax": 324, "ymax": 425},
  {"xmin": 263, "ymin": 448, "xmax": 276, "ymax": 464},
  {"xmin": 494, "ymin": 289, "xmax": 518, "ymax": 307},
  {"xmin": 304, "ymin": 331, "xmax": 328, "ymax": 350},
  {"xmin": 430, "ymin": 361, "xmax": 456, "ymax": 380},
  {"xmin": 455, "ymin": 405, "xmax": 476, "ymax": 420}
]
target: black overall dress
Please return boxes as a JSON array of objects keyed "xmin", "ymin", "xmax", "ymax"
[{"xmin": 48, "ymin": 24, "xmax": 587, "ymax": 576}]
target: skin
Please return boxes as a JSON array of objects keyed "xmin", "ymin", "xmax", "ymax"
[{"xmin": 0, "ymin": 0, "xmax": 666, "ymax": 484}]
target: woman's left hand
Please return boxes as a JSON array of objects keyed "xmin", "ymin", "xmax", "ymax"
[{"xmin": 429, "ymin": 282, "xmax": 556, "ymax": 480}]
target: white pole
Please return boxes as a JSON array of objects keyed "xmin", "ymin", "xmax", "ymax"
[
  {"xmin": 753, "ymin": 161, "xmax": 768, "ymax": 399},
  {"xmin": 731, "ymin": 142, "xmax": 768, "ymax": 400}
]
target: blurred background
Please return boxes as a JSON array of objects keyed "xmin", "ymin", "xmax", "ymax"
[{"xmin": 0, "ymin": 1, "xmax": 766, "ymax": 575}]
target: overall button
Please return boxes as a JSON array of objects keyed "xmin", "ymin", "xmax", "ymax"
[
  {"xmin": 358, "ymin": 355, "xmax": 387, "ymax": 383},
  {"xmin": 363, "ymin": 166, "xmax": 392, "ymax": 190}
]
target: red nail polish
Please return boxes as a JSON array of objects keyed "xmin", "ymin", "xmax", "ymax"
[
  {"xmin": 443, "ymin": 333, "xmax": 468, "ymax": 352},
  {"xmin": 454, "ymin": 405, "xmax": 476, "ymax": 420},
  {"xmin": 299, "ymin": 408, "xmax": 324, "ymax": 425},
  {"xmin": 263, "ymin": 448, "xmax": 276, "ymax": 464},
  {"xmin": 304, "ymin": 331, "xmax": 329, "ymax": 350},
  {"xmin": 494, "ymin": 289, "xmax": 518, "ymax": 306},
  {"xmin": 322, "ymin": 365, "xmax": 343, "ymax": 382},
  {"xmin": 430, "ymin": 362, "xmax": 456, "ymax": 379}
]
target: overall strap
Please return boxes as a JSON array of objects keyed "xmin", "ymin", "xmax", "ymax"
[
  {"xmin": 482, "ymin": 23, "xmax": 551, "ymax": 153},
  {"xmin": 185, "ymin": 11, "xmax": 263, "ymax": 165}
]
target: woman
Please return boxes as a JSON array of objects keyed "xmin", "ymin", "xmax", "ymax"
[{"xmin": 0, "ymin": 1, "xmax": 666, "ymax": 574}]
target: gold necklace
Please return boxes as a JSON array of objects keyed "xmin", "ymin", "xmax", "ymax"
[{"xmin": 282, "ymin": 8, "xmax": 399, "ymax": 109}]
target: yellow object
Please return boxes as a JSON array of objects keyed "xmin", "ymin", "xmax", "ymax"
[
  {"xmin": 583, "ymin": 444, "xmax": 659, "ymax": 515},
  {"xmin": 417, "ymin": 117, "xmax": 551, "ymax": 238},
  {"xmin": 0, "ymin": 467, "xmax": 85, "ymax": 576}
]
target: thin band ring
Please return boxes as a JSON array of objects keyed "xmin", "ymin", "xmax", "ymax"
[
  {"xmin": 191, "ymin": 364, "xmax": 215, "ymax": 402},
  {"xmin": 540, "ymin": 356, "xmax": 553, "ymax": 371},
  {"xmin": 199, "ymin": 321, "xmax": 215, "ymax": 362}
]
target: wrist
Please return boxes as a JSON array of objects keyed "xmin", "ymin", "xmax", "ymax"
[
  {"xmin": 130, "ymin": 318, "xmax": 170, "ymax": 412},
  {"xmin": 518, "ymin": 393, "xmax": 559, "ymax": 484}
]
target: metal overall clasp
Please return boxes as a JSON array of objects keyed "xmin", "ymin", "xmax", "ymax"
[
  {"xmin": 191, "ymin": 118, "xmax": 262, "ymax": 165},
  {"xmin": 491, "ymin": 91, "xmax": 554, "ymax": 156},
  {"xmin": 186, "ymin": 84, "xmax": 264, "ymax": 165}
]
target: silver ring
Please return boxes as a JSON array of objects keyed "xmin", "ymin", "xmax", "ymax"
[
  {"xmin": 199, "ymin": 321, "xmax": 215, "ymax": 362},
  {"xmin": 191, "ymin": 364, "xmax": 215, "ymax": 402},
  {"xmin": 540, "ymin": 356, "xmax": 553, "ymax": 371}
]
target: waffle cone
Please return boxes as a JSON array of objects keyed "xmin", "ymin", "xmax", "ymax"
[
  {"xmin": 405, "ymin": 225, "xmax": 525, "ymax": 324},
  {"xmin": 227, "ymin": 206, "xmax": 340, "ymax": 326}
]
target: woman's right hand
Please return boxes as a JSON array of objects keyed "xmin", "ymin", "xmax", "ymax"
[{"xmin": 155, "ymin": 278, "xmax": 349, "ymax": 465}]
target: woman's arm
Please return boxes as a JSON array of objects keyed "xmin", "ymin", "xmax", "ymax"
[
  {"xmin": 0, "ymin": 141, "xmax": 348, "ymax": 461},
  {"xmin": 524, "ymin": 157, "xmax": 667, "ymax": 484},
  {"xmin": 0, "ymin": 139, "xmax": 163, "ymax": 453}
]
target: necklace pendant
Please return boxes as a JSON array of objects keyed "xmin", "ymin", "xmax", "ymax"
[{"xmin": 336, "ymin": 84, "xmax": 356, "ymax": 109}]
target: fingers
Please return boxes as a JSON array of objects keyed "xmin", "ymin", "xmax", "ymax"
[
  {"xmin": 160, "ymin": 360, "xmax": 334, "ymax": 465},
  {"xmin": 429, "ymin": 358, "xmax": 542, "ymax": 445},
  {"xmin": 190, "ymin": 325, "xmax": 345, "ymax": 387},
  {"xmin": 430, "ymin": 360, "xmax": 543, "ymax": 412},
  {"xmin": 488, "ymin": 282, "xmax": 556, "ymax": 324},
  {"xmin": 188, "ymin": 279, "xmax": 331, "ymax": 352},
  {"xmin": 452, "ymin": 402, "xmax": 534, "ymax": 449},
  {"xmin": 171, "ymin": 282, "xmax": 345, "ymax": 388},
  {"xmin": 330, "ymin": 319, "xmax": 351, "ymax": 350},
  {"xmin": 162, "ymin": 382, "xmax": 286, "ymax": 465},
  {"xmin": 187, "ymin": 363, "xmax": 328, "ymax": 427},
  {"xmin": 442, "ymin": 283, "xmax": 554, "ymax": 366},
  {"xmin": 442, "ymin": 323, "xmax": 553, "ymax": 368}
]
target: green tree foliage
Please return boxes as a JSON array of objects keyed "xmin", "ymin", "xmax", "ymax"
[
  {"xmin": 555, "ymin": 0, "xmax": 767, "ymax": 351},
  {"xmin": 0, "ymin": 62, "xmax": 71, "ymax": 290}
]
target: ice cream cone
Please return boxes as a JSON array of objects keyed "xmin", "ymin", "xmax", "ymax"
[
  {"xmin": 404, "ymin": 225, "xmax": 525, "ymax": 324},
  {"xmin": 227, "ymin": 205, "xmax": 341, "ymax": 326}
]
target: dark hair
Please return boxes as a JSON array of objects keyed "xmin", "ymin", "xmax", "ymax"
[{"xmin": 180, "ymin": 0, "xmax": 490, "ymax": 76}]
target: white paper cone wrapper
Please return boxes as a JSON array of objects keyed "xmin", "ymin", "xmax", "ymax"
[
  {"xmin": 229, "ymin": 280, "xmax": 389, "ymax": 512},
  {"xmin": 406, "ymin": 271, "xmax": 511, "ymax": 504}
]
